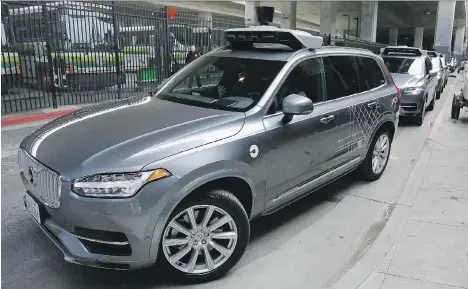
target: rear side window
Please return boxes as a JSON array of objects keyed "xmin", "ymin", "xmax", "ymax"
[
  {"xmin": 424, "ymin": 57, "xmax": 432, "ymax": 74},
  {"xmin": 357, "ymin": 57, "xmax": 385, "ymax": 90},
  {"xmin": 323, "ymin": 56, "xmax": 360, "ymax": 100}
]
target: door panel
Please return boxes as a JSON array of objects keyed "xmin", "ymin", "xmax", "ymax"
[
  {"xmin": 263, "ymin": 103, "xmax": 339, "ymax": 205},
  {"xmin": 263, "ymin": 57, "xmax": 339, "ymax": 206}
]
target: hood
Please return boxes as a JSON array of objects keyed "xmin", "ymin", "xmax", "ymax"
[
  {"xmin": 20, "ymin": 95, "xmax": 245, "ymax": 179},
  {"xmin": 390, "ymin": 73, "xmax": 424, "ymax": 89}
]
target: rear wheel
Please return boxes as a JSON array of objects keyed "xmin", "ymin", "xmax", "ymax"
[
  {"xmin": 159, "ymin": 189, "xmax": 249, "ymax": 283},
  {"xmin": 436, "ymin": 88, "xmax": 441, "ymax": 100},
  {"xmin": 356, "ymin": 130, "xmax": 392, "ymax": 181}
]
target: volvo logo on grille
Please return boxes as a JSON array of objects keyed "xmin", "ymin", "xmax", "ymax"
[{"xmin": 28, "ymin": 165, "xmax": 40, "ymax": 186}]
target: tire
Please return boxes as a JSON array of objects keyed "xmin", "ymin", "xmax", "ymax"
[
  {"xmin": 451, "ymin": 96, "xmax": 461, "ymax": 120},
  {"xmin": 415, "ymin": 99, "xmax": 426, "ymax": 126},
  {"xmin": 355, "ymin": 130, "xmax": 392, "ymax": 181},
  {"xmin": 159, "ymin": 189, "xmax": 250, "ymax": 283},
  {"xmin": 436, "ymin": 88, "xmax": 441, "ymax": 100},
  {"xmin": 427, "ymin": 95, "xmax": 435, "ymax": 111}
]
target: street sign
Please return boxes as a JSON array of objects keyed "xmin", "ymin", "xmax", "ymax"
[{"xmin": 168, "ymin": 7, "xmax": 176, "ymax": 20}]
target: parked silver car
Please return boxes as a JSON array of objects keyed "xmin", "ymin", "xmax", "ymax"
[
  {"xmin": 19, "ymin": 26, "xmax": 399, "ymax": 282},
  {"xmin": 427, "ymin": 51, "xmax": 446, "ymax": 97},
  {"xmin": 381, "ymin": 46, "xmax": 437, "ymax": 126},
  {"xmin": 438, "ymin": 53, "xmax": 449, "ymax": 88}
]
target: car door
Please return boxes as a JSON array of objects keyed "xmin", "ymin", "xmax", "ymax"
[
  {"xmin": 425, "ymin": 56, "xmax": 437, "ymax": 100},
  {"xmin": 321, "ymin": 55, "xmax": 376, "ymax": 168},
  {"xmin": 263, "ymin": 57, "xmax": 339, "ymax": 206}
]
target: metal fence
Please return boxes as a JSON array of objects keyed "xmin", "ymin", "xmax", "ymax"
[
  {"xmin": 1, "ymin": 1, "xmax": 245, "ymax": 113},
  {"xmin": 1, "ymin": 1, "xmax": 389, "ymax": 114}
]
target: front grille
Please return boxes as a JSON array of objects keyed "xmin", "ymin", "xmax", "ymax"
[{"xmin": 18, "ymin": 149, "xmax": 62, "ymax": 209}]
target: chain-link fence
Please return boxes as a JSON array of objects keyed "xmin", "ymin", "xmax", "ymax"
[{"xmin": 1, "ymin": 1, "xmax": 245, "ymax": 113}]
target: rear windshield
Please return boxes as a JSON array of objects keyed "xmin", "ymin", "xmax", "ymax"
[
  {"xmin": 382, "ymin": 57, "xmax": 423, "ymax": 75},
  {"xmin": 157, "ymin": 55, "xmax": 286, "ymax": 112}
]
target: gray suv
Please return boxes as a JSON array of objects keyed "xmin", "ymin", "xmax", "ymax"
[
  {"xmin": 381, "ymin": 46, "xmax": 438, "ymax": 126},
  {"xmin": 19, "ymin": 27, "xmax": 399, "ymax": 282}
]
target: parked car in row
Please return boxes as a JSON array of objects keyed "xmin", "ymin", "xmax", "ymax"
[
  {"xmin": 428, "ymin": 51, "xmax": 448, "ymax": 92},
  {"xmin": 381, "ymin": 46, "xmax": 437, "ymax": 126},
  {"xmin": 19, "ymin": 25, "xmax": 400, "ymax": 282}
]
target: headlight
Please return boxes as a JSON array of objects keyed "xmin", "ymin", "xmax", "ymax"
[
  {"xmin": 402, "ymin": 87, "xmax": 424, "ymax": 95},
  {"xmin": 72, "ymin": 169, "xmax": 171, "ymax": 198}
]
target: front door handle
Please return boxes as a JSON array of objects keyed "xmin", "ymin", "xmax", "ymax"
[
  {"xmin": 320, "ymin": 115, "xmax": 335, "ymax": 124},
  {"xmin": 367, "ymin": 102, "xmax": 379, "ymax": 109}
]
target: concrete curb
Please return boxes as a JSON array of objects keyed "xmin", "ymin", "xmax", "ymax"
[
  {"xmin": 331, "ymin": 79, "xmax": 458, "ymax": 289},
  {"xmin": 1, "ymin": 109, "xmax": 79, "ymax": 127}
]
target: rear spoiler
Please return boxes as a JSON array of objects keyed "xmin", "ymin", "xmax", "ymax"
[{"xmin": 381, "ymin": 47, "xmax": 422, "ymax": 56}]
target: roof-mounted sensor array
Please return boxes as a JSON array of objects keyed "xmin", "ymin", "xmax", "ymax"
[{"xmin": 225, "ymin": 26, "xmax": 323, "ymax": 51}]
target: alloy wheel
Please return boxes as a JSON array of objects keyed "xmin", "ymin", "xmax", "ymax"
[
  {"xmin": 371, "ymin": 134, "xmax": 390, "ymax": 174},
  {"xmin": 162, "ymin": 205, "xmax": 238, "ymax": 275}
]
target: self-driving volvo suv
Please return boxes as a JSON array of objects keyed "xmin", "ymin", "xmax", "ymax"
[{"xmin": 20, "ymin": 26, "xmax": 399, "ymax": 282}]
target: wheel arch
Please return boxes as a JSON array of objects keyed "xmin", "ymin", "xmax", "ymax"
[{"xmin": 149, "ymin": 166, "xmax": 255, "ymax": 259}]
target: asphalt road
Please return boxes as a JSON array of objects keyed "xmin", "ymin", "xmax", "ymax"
[{"xmin": 1, "ymin": 75, "xmax": 461, "ymax": 289}]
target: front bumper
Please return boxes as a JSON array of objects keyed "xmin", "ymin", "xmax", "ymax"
[
  {"xmin": 22, "ymin": 173, "xmax": 178, "ymax": 270},
  {"xmin": 399, "ymin": 92, "xmax": 424, "ymax": 116}
]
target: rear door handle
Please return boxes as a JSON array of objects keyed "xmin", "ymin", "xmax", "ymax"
[
  {"xmin": 367, "ymin": 102, "xmax": 379, "ymax": 109},
  {"xmin": 320, "ymin": 115, "xmax": 335, "ymax": 124}
]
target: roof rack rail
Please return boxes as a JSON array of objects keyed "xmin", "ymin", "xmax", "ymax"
[{"xmin": 381, "ymin": 46, "xmax": 423, "ymax": 56}]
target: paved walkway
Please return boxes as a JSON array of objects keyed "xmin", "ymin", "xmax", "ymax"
[{"xmin": 337, "ymin": 81, "xmax": 468, "ymax": 289}]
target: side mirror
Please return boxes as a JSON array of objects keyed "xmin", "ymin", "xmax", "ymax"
[
  {"xmin": 282, "ymin": 94, "xmax": 314, "ymax": 115},
  {"xmin": 429, "ymin": 69, "xmax": 438, "ymax": 77}
]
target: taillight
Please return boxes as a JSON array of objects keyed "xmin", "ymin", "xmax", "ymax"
[{"xmin": 385, "ymin": 64, "xmax": 401, "ymax": 104}]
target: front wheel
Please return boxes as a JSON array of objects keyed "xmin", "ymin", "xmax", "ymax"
[
  {"xmin": 355, "ymin": 130, "xmax": 392, "ymax": 181},
  {"xmin": 436, "ymin": 88, "xmax": 441, "ymax": 100},
  {"xmin": 159, "ymin": 190, "xmax": 250, "ymax": 283},
  {"xmin": 427, "ymin": 95, "xmax": 435, "ymax": 111},
  {"xmin": 415, "ymin": 99, "xmax": 426, "ymax": 126},
  {"xmin": 451, "ymin": 96, "xmax": 461, "ymax": 120}
]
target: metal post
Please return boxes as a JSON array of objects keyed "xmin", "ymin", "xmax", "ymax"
[
  {"xmin": 347, "ymin": 14, "xmax": 351, "ymax": 39},
  {"xmin": 112, "ymin": 2, "xmax": 122, "ymax": 99},
  {"xmin": 162, "ymin": 6, "xmax": 170, "ymax": 78},
  {"xmin": 42, "ymin": 3, "xmax": 58, "ymax": 109},
  {"xmin": 354, "ymin": 18, "xmax": 359, "ymax": 39}
]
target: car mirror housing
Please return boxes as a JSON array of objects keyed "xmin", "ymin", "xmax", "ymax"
[
  {"xmin": 282, "ymin": 94, "xmax": 314, "ymax": 115},
  {"xmin": 429, "ymin": 69, "xmax": 438, "ymax": 77}
]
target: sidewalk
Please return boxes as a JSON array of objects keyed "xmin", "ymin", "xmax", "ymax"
[{"xmin": 337, "ymin": 88, "xmax": 468, "ymax": 289}]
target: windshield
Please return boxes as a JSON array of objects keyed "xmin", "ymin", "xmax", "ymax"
[
  {"xmin": 157, "ymin": 55, "xmax": 286, "ymax": 112},
  {"xmin": 382, "ymin": 57, "xmax": 423, "ymax": 75},
  {"xmin": 431, "ymin": 58, "xmax": 441, "ymax": 70}
]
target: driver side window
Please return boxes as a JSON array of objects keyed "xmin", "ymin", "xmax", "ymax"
[{"xmin": 267, "ymin": 57, "xmax": 324, "ymax": 115}]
